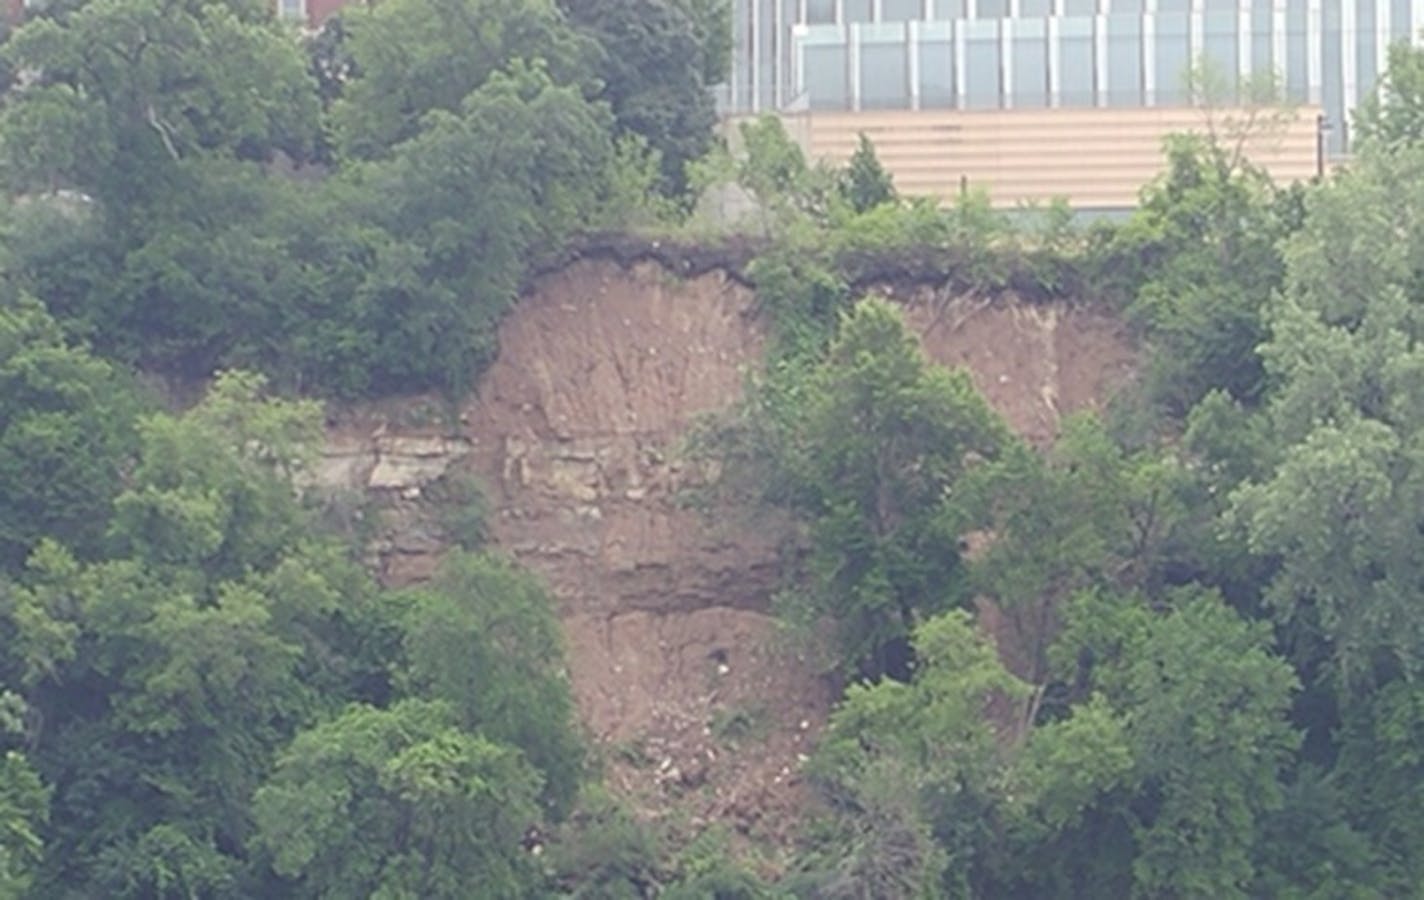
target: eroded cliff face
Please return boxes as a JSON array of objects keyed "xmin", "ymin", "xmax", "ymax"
[{"xmin": 319, "ymin": 258, "xmax": 1134, "ymax": 842}]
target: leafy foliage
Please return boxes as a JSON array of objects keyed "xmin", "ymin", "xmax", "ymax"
[
  {"xmin": 0, "ymin": 0, "xmax": 678, "ymax": 399},
  {"xmin": 329, "ymin": 0, "xmax": 595, "ymax": 159},
  {"xmin": 0, "ymin": 751, "xmax": 48, "ymax": 898},
  {"xmin": 760, "ymin": 299, "xmax": 1007, "ymax": 678},
  {"xmin": 839, "ymin": 133, "xmax": 897, "ymax": 214},
  {"xmin": 1106, "ymin": 133, "xmax": 1300, "ymax": 414},
  {"xmin": 0, "ymin": 299, "xmax": 143, "ymax": 572},
  {"xmin": 398, "ymin": 551, "xmax": 583, "ymax": 817},
  {"xmin": 0, "ymin": 371, "xmax": 585, "ymax": 895},
  {"xmin": 805, "ymin": 590, "xmax": 1297, "ymax": 898},
  {"xmin": 558, "ymin": 0, "xmax": 727, "ymax": 196},
  {"xmin": 5, "ymin": 7, "xmax": 1424, "ymax": 892},
  {"xmin": 0, "ymin": 0, "xmax": 318, "ymax": 202},
  {"xmin": 253, "ymin": 700, "xmax": 544, "ymax": 898},
  {"xmin": 1356, "ymin": 38, "xmax": 1424, "ymax": 149},
  {"xmin": 1232, "ymin": 143, "xmax": 1424, "ymax": 694}
]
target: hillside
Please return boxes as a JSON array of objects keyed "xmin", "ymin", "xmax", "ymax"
[
  {"xmin": 316, "ymin": 254, "xmax": 1135, "ymax": 844},
  {"xmin": 11, "ymin": 0, "xmax": 1424, "ymax": 892}
]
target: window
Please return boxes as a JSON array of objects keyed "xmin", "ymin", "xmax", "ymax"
[
  {"xmin": 1285, "ymin": 1, "xmax": 1308, "ymax": 102},
  {"xmin": 963, "ymin": 19, "xmax": 1001, "ymax": 108},
  {"xmin": 1058, "ymin": 16, "xmax": 1094, "ymax": 107},
  {"xmin": 844, "ymin": 0, "xmax": 873, "ymax": 23},
  {"xmin": 931, "ymin": 0, "xmax": 965, "ymax": 20},
  {"xmin": 861, "ymin": 34, "xmax": 909, "ymax": 108},
  {"xmin": 881, "ymin": 0, "xmax": 922, "ymax": 22},
  {"xmin": 732, "ymin": 0, "xmax": 752, "ymax": 108},
  {"xmin": 755, "ymin": 0, "xmax": 777, "ymax": 110},
  {"xmin": 1154, "ymin": 11, "xmax": 1190, "ymax": 104},
  {"xmin": 1394, "ymin": 0, "xmax": 1414, "ymax": 42},
  {"xmin": 1322, "ymin": 2, "xmax": 1344, "ymax": 149},
  {"xmin": 919, "ymin": 32, "xmax": 956, "ymax": 106},
  {"xmin": 1251, "ymin": 5, "xmax": 1274, "ymax": 84},
  {"xmin": 1011, "ymin": 19, "xmax": 1048, "ymax": 108},
  {"xmin": 805, "ymin": 43, "xmax": 851, "ymax": 109},
  {"xmin": 1106, "ymin": 13, "xmax": 1142, "ymax": 107},
  {"xmin": 976, "ymin": 0, "xmax": 1008, "ymax": 17},
  {"xmin": 1358, "ymin": 0, "xmax": 1379, "ymax": 103},
  {"xmin": 806, "ymin": 0, "xmax": 836, "ymax": 24},
  {"xmin": 1203, "ymin": 11, "xmax": 1239, "ymax": 99},
  {"xmin": 279, "ymin": 0, "xmax": 304, "ymax": 19}
]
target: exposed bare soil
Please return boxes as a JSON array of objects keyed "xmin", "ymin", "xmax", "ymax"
[
  {"xmin": 457, "ymin": 261, "xmax": 826, "ymax": 846},
  {"xmin": 320, "ymin": 258, "xmax": 1135, "ymax": 853}
]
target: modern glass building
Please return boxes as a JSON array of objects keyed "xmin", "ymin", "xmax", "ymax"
[{"xmin": 722, "ymin": 0, "xmax": 1424, "ymax": 154}]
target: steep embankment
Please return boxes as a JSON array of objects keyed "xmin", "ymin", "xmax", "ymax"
[{"xmin": 320, "ymin": 256, "xmax": 1134, "ymax": 843}]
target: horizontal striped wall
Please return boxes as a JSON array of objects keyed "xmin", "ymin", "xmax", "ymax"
[{"xmin": 733, "ymin": 104, "xmax": 1323, "ymax": 208}]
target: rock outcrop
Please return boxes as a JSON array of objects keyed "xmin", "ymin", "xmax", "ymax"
[{"xmin": 316, "ymin": 257, "xmax": 1135, "ymax": 843}]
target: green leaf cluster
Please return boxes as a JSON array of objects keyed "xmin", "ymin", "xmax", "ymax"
[
  {"xmin": 0, "ymin": 347, "xmax": 583, "ymax": 895},
  {"xmin": 0, "ymin": 0, "xmax": 710, "ymax": 399}
]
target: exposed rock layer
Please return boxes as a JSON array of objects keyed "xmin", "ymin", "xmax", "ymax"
[{"xmin": 320, "ymin": 258, "xmax": 1135, "ymax": 841}]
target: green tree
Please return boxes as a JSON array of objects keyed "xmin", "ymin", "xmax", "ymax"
[
  {"xmin": 0, "ymin": 751, "xmax": 48, "ymax": 899},
  {"xmin": 838, "ymin": 133, "xmax": 896, "ymax": 214},
  {"xmin": 1103, "ymin": 593, "xmax": 1298, "ymax": 897},
  {"xmin": 1356, "ymin": 39, "xmax": 1424, "ymax": 149},
  {"xmin": 399, "ymin": 551, "xmax": 584, "ymax": 817},
  {"xmin": 1249, "ymin": 766, "xmax": 1385, "ymax": 898},
  {"xmin": 349, "ymin": 62, "xmax": 621, "ymax": 393},
  {"xmin": 558, "ymin": 0, "xmax": 727, "ymax": 197},
  {"xmin": 0, "ymin": 299, "xmax": 142, "ymax": 572},
  {"xmin": 732, "ymin": 115, "xmax": 835, "ymax": 228},
  {"xmin": 329, "ymin": 0, "xmax": 594, "ymax": 159},
  {"xmin": 0, "ymin": 0, "xmax": 319, "ymax": 206},
  {"xmin": 806, "ymin": 589, "xmax": 1297, "ymax": 898},
  {"xmin": 772, "ymin": 298, "xmax": 1007, "ymax": 678},
  {"xmin": 954, "ymin": 415, "xmax": 1192, "ymax": 691},
  {"xmin": 253, "ymin": 700, "xmax": 544, "ymax": 898},
  {"xmin": 1, "ymin": 373, "xmax": 395, "ymax": 896},
  {"xmin": 1108, "ymin": 134, "xmax": 1295, "ymax": 415},
  {"xmin": 0, "ymin": 193, "xmax": 125, "ymax": 345},
  {"xmin": 1231, "ymin": 143, "xmax": 1424, "ymax": 693},
  {"xmin": 1332, "ymin": 680, "xmax": 1424, "ymax": 890},
  {"xmin": 108, "ymin": 371, "xmax": 321, "ymax": 584},
  {"xmin": 809, "ymin": 610, "xmax": 1020, "ymax": 897}
]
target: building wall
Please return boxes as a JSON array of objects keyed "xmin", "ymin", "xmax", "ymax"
[
  {"xmin": 726, "ymin": 0, "xmax": 1424, "ymax": 156},
  {"xmin": 273, "ymin": 0, "xmax": 357, "ymax": 28},
  {"xmin": 304, "ymin": 0, "xmax": 356, "ymax": 25},
  {"xmin": 730, "ymin": 103, "xmax": 1322, "ymax": 208}
]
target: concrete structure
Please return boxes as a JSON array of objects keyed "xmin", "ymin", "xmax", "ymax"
[
  {"xmin": 767, "ymin": 102, "xmax": 1321, "ymax": 209},
  {"xmin": 722, "ymin": 1, "xmax": 1424, "ymax": 160},
  {"xmin": 277, "ymin": 0, "xmax": 357, "ymax": 28}
]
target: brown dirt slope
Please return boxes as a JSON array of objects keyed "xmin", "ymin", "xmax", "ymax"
[{"xmin": 320, "ymin": 258, "xmax": 1135, "ymax": 849}]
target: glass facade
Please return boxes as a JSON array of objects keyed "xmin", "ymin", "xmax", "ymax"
[{"xmin": 722, "ymin": 0, "xmax": 1424, "ymax": 154}]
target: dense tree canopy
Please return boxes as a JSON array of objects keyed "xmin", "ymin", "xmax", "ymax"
[
  {"xmin": 253, "ymin": 699, "xmax": 545, "ymax": 898},
  {"xmin": 0, "ymin": 0, "xmax": 688, "ymax": 397},
  {"xmin": 0, "ymin": 0, "xmax": 318, "ymax": 204},
  {"xmin": 0, "ymin": 300, "xmax": 142, "ymax": 572},
  {"xmin": 329, "ymin": 0, "xmax": 596, "ymax": 160},
  {"xmin": 3, "ymin": 0, "xmax": 1424, "ymax": 890},
  {"xmin": 755, "ymin": 298, "xmax": 1007, "ymax": 679},
  {"xmin": 0, "ymin": 369, "xmax": 579, "ymax": 895},
  {"xmin": 556, "ymin": 0, "xmax": 728, "ymax": 196}
]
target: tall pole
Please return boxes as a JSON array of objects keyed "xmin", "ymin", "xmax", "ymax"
[{"xmin": 1316, "ymin": 113, "xmax": 1326, "ymax": 179}]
